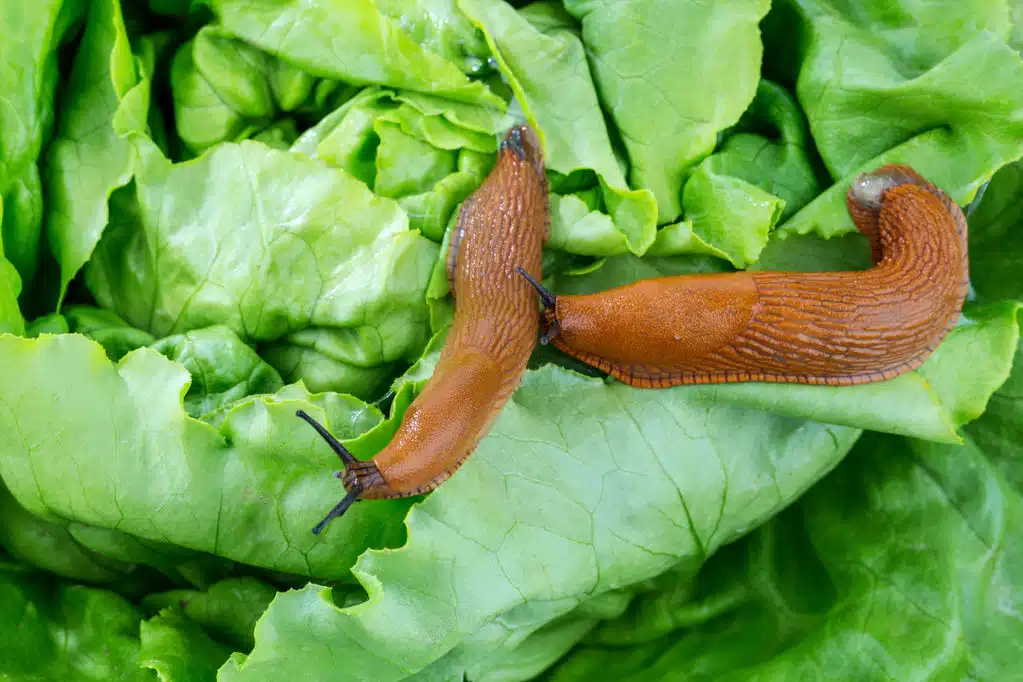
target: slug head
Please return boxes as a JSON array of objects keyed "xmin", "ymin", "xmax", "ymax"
[
  {"xmin": 499, "ymin": 124, "xmax": 546, "ymax": 182},
  {"xmin": 850, "ymin": 164, "xmax": 929, "ymax": 209},
  {"xmin": 515, "ymin": 267, "xmax": 561, "ymax": 344},
  {"xmin": 296, "ymin": 409, "xmax": 389, "ymax": 534}
]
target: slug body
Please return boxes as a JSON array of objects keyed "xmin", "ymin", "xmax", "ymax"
[
  {"xmin": 528, "ymin": 165, "xmax": 968, "ymax": 388},
  {"xmin": 299, "ymin": 125, "xmax": 549, "ymax": 532}
]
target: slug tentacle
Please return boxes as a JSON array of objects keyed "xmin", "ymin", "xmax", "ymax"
[
  {"xmin": 515, "ymin": 266, "xmax": 560, "ymax": 344},
  {"xmin": 296, "ymin": 409, "xmax": 357, "ymax": 468},
  {"xmin": 515, "ymin": 266, "xmax": 556, "ymax": 307},
  {"xmin": 297, "ymin": 409, "xmax": 391, "ymax": 532},
  {"xmin": 311, "ymin": 485, "xmax": 363, "ymax": 535}
]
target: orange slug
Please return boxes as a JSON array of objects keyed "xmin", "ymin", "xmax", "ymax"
[
  {"xmin": 518, "ymin": 164, "xmax": 968, "ymax": 388},
  {"xmin": 297, "ymin": 125, "xmax": 549, "ymax": 534}
]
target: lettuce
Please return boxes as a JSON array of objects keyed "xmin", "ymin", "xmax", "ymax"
[{"xmin": 1, "ymin": 0, "xmax": 1022, "ymax": 680}]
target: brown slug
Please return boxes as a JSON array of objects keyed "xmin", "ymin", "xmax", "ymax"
[
  {"xmin": 298, "ymin": 124, "xmax": 549, "ymax": 533},
  {"xmin": 517, "ymin": 164, "xmax": 968, "ymax": 388}
]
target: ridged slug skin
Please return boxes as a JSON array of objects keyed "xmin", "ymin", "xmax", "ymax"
[
  {"xmin": 299, "ymin": 124, "xmax": 549, "ymax": 531},
  {"xmin": 534, "ymin": 164, "xmax": 969, "ymax": 388},
  {"xmin": 368, "ymin": 125, "xmax": 549, "ymax": 496}
]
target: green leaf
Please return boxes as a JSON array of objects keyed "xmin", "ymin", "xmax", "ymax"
[
  {"xmin": 374, "ymin": 0, "xmax": 491, "ymax": 73},
  {"xmin": 45, "ymin": 0, "xmax": 150, "ymax": 304},
  {"xmin": 151, "ymin": 326, "xmax": 284, "ymax": 419},
  {"xmin": 0, "ymin": 251, "xmax": 24, "ymax": 335},
  {"xmin": 259, "ymin": 328, "xmax": 400, "ymax": 402},
  {"xmin": 966, "ymin": 159, "xmax": 1023, "ymax": 303},
  {"xmin": 219, "ymin": 300, "xmax": 1020, "ymax": 677},
  {"xmin": 141, "ymin": 577, "xmax": 278, "ymax": 652},
  {"xmin": 0, "ymin": 0, "xmax": 82, "ymax": 290},
  {"xmin": 647, "ymin": 81, "xmax": 819, "ymax": 267},
  {"xmin": 664, "ymin": 161, "xmax": 784, "ymax": 268},
  {"xmin": 373, "ymin": 121, "xmax": 458, "ymax": 198},
  {"xmin": 0, "ymin": 572, "xmax": 152, "ymax": 681},
  {"xmin": 707, "ymin": 80, "xmax": 823, "ymax": 222},
  {"xmin": 546, "ymin": 326, "xmax": 1023, "ymax": 681},
  {"xmin": 459, "ymin": 0, "xmax": 658, "ymax": 255},
  {"xmin": 562, "ymin": 0, "xmax": 771, "ymax": 222},
  {"xmin": 209, "ymin": 0, "xmax": 504, "ymax": 107},
  {"xmin": 141, "ymin": 608, "xmax": 234, "ymax": 682},
  {"xmin": 25, "ymin": 311, "xmax": 68, "ymax": 337},
  {"xmin": 170, "ymin": 28, "xmax": 275, "ymax": 155},
  {"xmin": 250, "ymin": 119, "xmax": 300, "ymax": 150},
  {"xmin": 0, "ymin": 482, "xmax": 135, "ymax": 584},
  {"xmin": 291, "ymin": 87, "xmax": 501, "ymax": 242},
  {"xmin": 770, "ymin": 0, "xmax": 1023, "ymax": 239},
  {"xmin": 292, "ymin": 88, "xmax": 398, "ymax": 186},
  {"xmin": 85, "ymin": 140, "xmax": 439, "ymax": 397},
  {"xmin": 170, "ymin": 26, "xmax": 325, "ymax": 155},
  {"xmin": 0, "ymin": 334, "xmax": 407, "ymax": 581},
  {"xmin": 64, "ymin": 304, "xmax": 157, "ymax": 360},
  {"xmin": 221, "ymin": 364, "xmax": 862, "ymax": 680}
]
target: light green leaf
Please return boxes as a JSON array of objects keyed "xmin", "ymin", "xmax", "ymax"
[
  {"xmin": 151, "ymin": 326, "xmax": 284, "ymax": 419},
  {"xmin": 459, "ymin": 0, "xmax": 658, "ymax": 255},
  {"xmin": 259, "ymin": 329, "xmax": 400, "ymax": 402},
  {"xmin": 770, "ymin": 0, "xmax": 1023, "ymax": 239},
  {"xmin": 85, "ymin": 140, "xmax": 439, "ymax": 396},
  {"xmin": 64, "ymin": 304, "xmax": 157, "ymax": 360},
  {"xmin": 546, "ymin": 327, "xmax": 1023, "ymax": 680},
  {"xmin": 209, "ymin": 0, "xmax": 504, "ymax": 107},
  {"xmin": 170, "ymin": 28, "xmax": 274, "ymax": 155},
  {"xmin": 45, "ymin": 0, "xmax": 149, "ymax": 304},
  {"xmin": 375, "ymin": 0, "xmax": 491, "ymax": 73},
  {"xmin": 291, "ymin": 87, "xmax": 501, "ymax": 242},
  {"xmin": 374, "ymin": 121, "xmax": 458, "ymax": 198},
  {"xmin": 0, "ymin": 0, "xmax": 81, "ymax": 290},
  {"xmin": 666, "ymin": 161, "xmax": 784, "ymax": 268},
  {"xmin": 221, "ymin": 361, "xmax": 862, "ymax": 680},
  {"xmin": 0, "ymin": 334, "xmax": 408, "ymax": 581},
  {"xmin": 707, "ymin": 80, "xmax": 823, "ymax": 222},
  {"xmin": 562, "ymin": 0, "xmax": 770, "ymax": 222}
]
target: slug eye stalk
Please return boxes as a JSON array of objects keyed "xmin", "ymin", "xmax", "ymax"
[
  {"xmin": 515, "ymin": 267, "xmax": 555, "ymax": 308},
  {"xmin": 296, "ymin": 409, "xmax": 357, "ymax": 467},
  {"xmin": 515, "ymin": 267, "xmax": 561, "ymax": 345},
  {"xmin": 296, "ymin": 409, "xmax": 363, "ymax": 533}
]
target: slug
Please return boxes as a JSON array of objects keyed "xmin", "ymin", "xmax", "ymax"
[
  {"xmin": 517, "ymin": 164, "xmax": 968, "ymax": 388},
  {"xmin": 297, "ymin": 125, "xmax": 549, "ymax": 534}
]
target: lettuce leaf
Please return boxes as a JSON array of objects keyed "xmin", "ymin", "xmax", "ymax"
[
  {"xmin": 0, "ymin": 0, "xmax": 81, "ymax": 291},
  {"xmin": 208, "ymin": 0, "xmax": 503, "ymax": 107},
  {"xmin": 967, "ymin": 159, "xmax": 1023, "ymax": 304},
  {"xmin": 460, "ymin": 0, "xmax": 658, "ymax": 256},
  {"xmin": 544, "ymin": 324, "xmax": 1023, "ymax": 681},
  {"xmin": 1, "ymin": 1, "xmax": 1022, "ymax": 680},
  {"xmin": 769, "ymin": 0, "xmax": 1023, "ymax": 240},
  {"xmin": 562, "ymin": 0, "xmax": 770, "ymax": 223},
  {"xmin": 85, "ymin": 139, "xmax": 439, "ymax": 397},
  {"xmin": 45, "ymin": 0, "xmax": 149, "ymax": 303},
  {"xmin": 0, "ymin": 250, "xmax": 24, "ymax": 335},
  {"xmin": 0, "ymin": 570, "xmax": 152, "ymax": 681}
]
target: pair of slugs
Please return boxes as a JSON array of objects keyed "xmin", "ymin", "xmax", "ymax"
[{"xmin": 297, "ymin": 124, "xmax": 969, "ymax": 534}]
